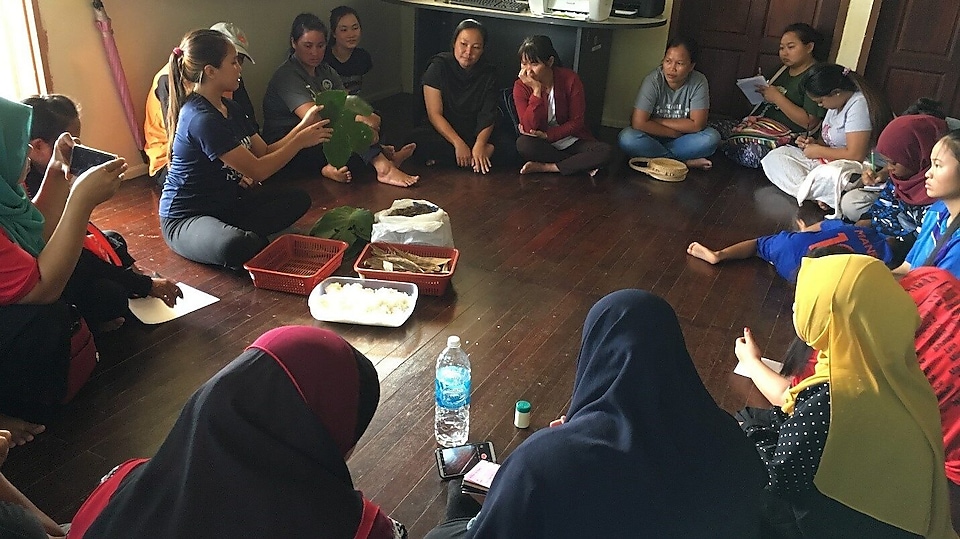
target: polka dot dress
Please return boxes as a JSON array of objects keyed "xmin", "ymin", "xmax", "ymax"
[{"xmin": 765, "ymin": 383, "xmax": 830, "ymax": 494}]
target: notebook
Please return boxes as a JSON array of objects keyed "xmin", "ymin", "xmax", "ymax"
[{"xmin": 461, "ymin": 459, "xmax": 501, "ymax": 494}]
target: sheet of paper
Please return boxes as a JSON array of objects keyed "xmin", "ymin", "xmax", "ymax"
[
  {"xmin": 736, "ymin": 75, "xmax": 767, "ymax": 106},
  {"xmin": 733, "ymin": 357, "xmax": 783, "ymax": 377},
  {"xmin": 128, "ymin": 282, "xmax": 219, "ymax": 325}
]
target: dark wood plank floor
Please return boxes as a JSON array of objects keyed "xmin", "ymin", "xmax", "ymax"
[{"xmin": 4, "ymin": 95, "xmax": 801, "ymax": 536}]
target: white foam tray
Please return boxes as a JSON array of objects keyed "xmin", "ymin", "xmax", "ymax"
[{"xmin": 308, "ymin": 276, "xmax": 418, "ymax": 327}]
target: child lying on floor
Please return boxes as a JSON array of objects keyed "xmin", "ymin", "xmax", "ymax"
[{"xmin": 687, "ymin": 201, "xmax": 892, "ymax": 282}]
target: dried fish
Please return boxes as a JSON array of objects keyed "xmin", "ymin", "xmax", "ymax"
[{"xmin": 363, "ymin": 245, "xmax": 452, "ymax": 274}]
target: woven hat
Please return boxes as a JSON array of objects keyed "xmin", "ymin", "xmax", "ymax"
[{"xmin": 628, "ymin": 157, "xmax": 688, "ymax": 182}]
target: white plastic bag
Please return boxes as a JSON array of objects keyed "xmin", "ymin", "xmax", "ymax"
[{"xmin": 371, "ymin": 199, "xmax": 455, "ymax": 247}]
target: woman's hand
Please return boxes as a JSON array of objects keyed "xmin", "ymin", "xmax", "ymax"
[
  {"xmin": 861, "ymin": 166, "xmax": 887, "ymax": 186},
  {"xmin": 295, "ymin": 119, "xmax": 333, "ymax": 149},
  {"xmin": 518, "ymin": 124, "xmax": 548, "ymax": 139},
  {"xmin": 801, "ymin": 141, "xmax": 825, "ymax": 159},
  {"xmin": 472, "ymin": 141, "xmax": 491, "ymax": 174},
  {"xmin": 757, "ymin": 84, "xmax": 785, "ymax": 105},
  {"xmin": 148, "ymin": 277, "xmax": 183, "ymax": 308},
  {"xmin": 69, "ymin": 158, "xmax": 126, "ymax": 211},
  {"xmin": 454, "ymin": 140, "xmax": 472, "ymax": 168},
  {"xmin": 298, "ymin": 104, "xmax": 324, "ymax": 127},
  {"xmin": 355, "ymin": 114, "xmax": 381, "ymax": 144},
  {"xmin": 0, "ymin": 430, "xmax": 10, "ymax": 467},
  {"xmin": 517, "ymin": 68, "xmax": 541, "ymax": 95},
  {"xmin": 734, "ymin": 327, "xmax": 764, "ymax": 374},
  {"xmin": 47, "ymin": 132, "xmax": 76, "ymax": 182}
]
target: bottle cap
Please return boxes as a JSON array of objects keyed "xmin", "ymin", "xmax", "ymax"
[
  {"xmin": 515, "ymin": 400, "xmax": 531, "ymax": 413},
  {"xmin": 447, "ymin": 336, "xmax": 461, "ymax": 348}
]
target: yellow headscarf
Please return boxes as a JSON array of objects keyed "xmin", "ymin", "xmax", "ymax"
[{"xmin": 790, "ymin": 254, "xmax": 956, "ymax": 538}]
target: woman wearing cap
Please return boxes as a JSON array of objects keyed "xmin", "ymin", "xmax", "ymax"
[
  {"xmin": 263, "ymin": 12, "xmax": 418, "ymax": 187},
  {"xmin": 144, "ymin": 22, "xmax": 259, "ymax": 187},
  {"xmin": 513, "ymin": 35, "xmax": 612, "ymax": 177},
  {"xmin": 70, "ymin": 326, "xmax": 407, "ymax": 538}
]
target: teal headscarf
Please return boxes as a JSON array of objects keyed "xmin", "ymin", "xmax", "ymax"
[{"xmin": 0, "ymin": 97, "xmax": 45, "ymax": 256}]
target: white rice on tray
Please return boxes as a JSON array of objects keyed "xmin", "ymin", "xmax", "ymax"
[{"xmin": 315, "ymin": 282, "xmax": 413, "ymax": 316}]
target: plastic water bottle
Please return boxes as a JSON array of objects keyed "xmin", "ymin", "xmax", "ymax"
[{"xmin": 435, "ymin": 336, "xmax": 471, "ymax": 447}]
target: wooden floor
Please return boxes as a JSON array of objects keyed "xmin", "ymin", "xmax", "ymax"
[{"xmin": 4, "ymin": 95, "xmax": 802, "ymax": 536}]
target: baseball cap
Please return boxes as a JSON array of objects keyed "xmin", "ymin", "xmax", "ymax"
[{"xmin": 210, "ymin": 22, "xmax": 255, "ymax": 64}]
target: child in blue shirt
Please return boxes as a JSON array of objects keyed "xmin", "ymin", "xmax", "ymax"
[{"xmin": 687, "ymin": 201, "xmax": 892, "ymax": 282}]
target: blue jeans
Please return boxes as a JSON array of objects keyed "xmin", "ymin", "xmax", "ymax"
[{"xmin": 618, "ymin": 127, "xmax": 721, "ymax": 161}]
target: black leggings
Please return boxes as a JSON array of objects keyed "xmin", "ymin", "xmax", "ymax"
[
  {"xmin": 408, "ymin": 126, "xmax": 519, "ymax": 168},
  {"xmin": 161, "ymin": 187, "xmax": 311, "ymax": 268},
  {"xmin": 423, "ymin": 479, "xmax": 482, "ymax": 539},
  {"xmin": 516, "ymin": 136, "xmax": 612, "ymax": 175}
]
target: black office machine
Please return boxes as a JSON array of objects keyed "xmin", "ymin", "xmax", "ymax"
[{"xmin": 611, "ymin": 0, "xmax": 663, "ymax": 17}]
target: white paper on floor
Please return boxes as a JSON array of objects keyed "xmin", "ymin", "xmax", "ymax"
[
  {"xmin": 128, "ymin": 282, "xmax": 219, "ymax": 324},
  {"xmin": 733, "ymin": 357, "xmax": 784, "ymax": 377}
]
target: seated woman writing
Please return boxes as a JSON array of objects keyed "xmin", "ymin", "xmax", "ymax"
[
  {"xmin": 425, "ymin": 289, "xmax": 766, "ymax": 538},
  {"xmin": 512, "ymin": 35, "xmax": 612, "ymax": 177},
  {"xmin": 410, "ymin": 19, "xmax": 514, "ymax": 174},
  {"xmin": 720, "ymin": 23, "xmax": 826, "ymax": 168},
  {"xmin": 0, "ymin": 96, "xmax": 125, "ymax": 441},
  {"xmin": 736, "ymin": 254, "xmax": 955, "ymax": 538},
  {"xmin": 161, "ymin": 29, "xmax": 331, "ymax": 269},
  {"xmin": 761, "ymin": 63, "xmax": 892, "ymax": 219},
  {"xmin": 263, "ymin": 13, "xmax": 417, "ymax": 187},
  {"xmin": 69, "ymin": 326, "xmax": 407, "ymax": 538},
  {"xmin": 618, "ymin": 36, "xmax": 720, "ymax": 170}
]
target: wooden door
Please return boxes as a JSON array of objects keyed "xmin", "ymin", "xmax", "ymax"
[
  {"xmin": 864, "ymin": 0, "xmax": 960, "ymax": 118},
  {"xmin": 668, "ymin": 0, "xmax": 845, "ymax": 119}
]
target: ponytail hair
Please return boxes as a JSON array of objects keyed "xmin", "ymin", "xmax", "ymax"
[
  {"xmin": 289, "ymin": 13, "xmax": 328, "ymax": 55},
  {"xmin": 166, "ymin": 29, "xmax": 231, "ymax": 161},
  {"xmin": 802, "ymin": 63, "xmax": 892, "ymax": 145},
  {"xmin": 20, "ymin": 94, "xmax": 80, "ymax": 144},
  {"xmin": 782, "ymin": 22, "xmax": 827, "ymax": 62},
  {"xmin": 517, "ymin": 35, "xmax": 562, "ymax": 68},
  {"xmin": 903, "ymin": 97, "xmax": 946, "ymax": 119}
]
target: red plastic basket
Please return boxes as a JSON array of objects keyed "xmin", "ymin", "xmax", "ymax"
[
  {"xmin": 243, "ymin": 235, "xmax": 348, "ymax": 295},
  {"xmin": 354, "ymin": 242, "xmax": 459, "ymax": 296}
]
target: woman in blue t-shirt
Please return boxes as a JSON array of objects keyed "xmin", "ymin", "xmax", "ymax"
[
  {"xmin": 160, "ymin": 29, "xmax": 331, "ymax": 269},
  {"xmin": 894, "ymin": 129, "xmax": 960, "ymax": 278}
]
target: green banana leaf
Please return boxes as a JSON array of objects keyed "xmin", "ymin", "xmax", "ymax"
[
  {"xmin": 308, "ymin": 206, "xmax": 374, "ymax": 259},
  {"xmin": 308, "ymin": 89, "xmax": 376, "ymax": 168}
]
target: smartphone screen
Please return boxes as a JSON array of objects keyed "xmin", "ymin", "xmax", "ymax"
[
  {"xmin": 436, "ymin": 441, "xmax": 495, "ymax": 479},
  {"xmin": 70, "ymin": 145, "xmax": 117, "ymax": 176}
]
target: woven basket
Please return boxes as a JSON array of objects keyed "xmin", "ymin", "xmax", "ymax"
[{"xmin": 628, "ymin": 157, "xmax": 688, "ymax": 182}]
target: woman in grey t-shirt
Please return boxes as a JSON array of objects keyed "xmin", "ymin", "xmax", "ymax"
[{"xmin": 618, "ymin": 37, "xmax": 720, "ymax": 170}]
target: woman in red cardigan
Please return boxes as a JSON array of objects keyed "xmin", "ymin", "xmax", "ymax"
[{"xmin": 513, "ymin": 35, "xmax": 612, "ymax": 176}]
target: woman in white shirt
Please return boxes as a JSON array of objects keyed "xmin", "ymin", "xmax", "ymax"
[{"xmin": 761, "ymin": 64, "xmax": 892, "ymax": 219}]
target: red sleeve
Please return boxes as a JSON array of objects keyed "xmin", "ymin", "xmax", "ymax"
[
  {"xmin": 356, "ymin": 496, "xmax": 398, "ymax": 539},
  {"xmin": 544, "ymin": 69, "xmax": 587, "ymax": 142},
  {"xmin": 513, "ymin": 79, "xmax": 546, "ymax": 133},
  {"xmin": 0, "ymin": 229, "xmax": 40, "ymax": 305}
]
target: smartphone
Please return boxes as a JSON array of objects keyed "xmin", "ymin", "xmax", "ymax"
[
  {"xmin": 69, "ymin": 144, "xmax": 117, "ymax": 176},
  {"xmin": 435, "ymin": 441, "xmax": 496, "ymax": 480}
]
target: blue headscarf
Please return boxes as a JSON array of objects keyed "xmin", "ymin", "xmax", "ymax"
[
  {"xmin": 468, "ymin": 290, "xmax": 766, "ymax": 538},
  {"xmin": 0, "ymin": 97, "xmax": 45, "ymax": 256}
]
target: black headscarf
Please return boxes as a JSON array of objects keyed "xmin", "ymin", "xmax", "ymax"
[
  {"xmin": 419, "ymin": 52, "xmax": 498, "ymax": 139},
  {"xmin": 467, "ymin": 290, "xmax": 766, "ymax": 538},
  {"xmin": 83, "ymin": 326, "xmax": 385, "ymax": 539}
]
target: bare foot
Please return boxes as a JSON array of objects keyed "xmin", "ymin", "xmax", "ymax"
[
  {"xmin": 377, "ymin": 166, "xmax": 419, "ymax": 187},
  {"xmin": 386, "ymin": 143, "xmax": 416, "ymax": 168},
  {"xmin": 685, "ymin": 158, "xmax": 713, "ymax": 170},
  {"xmin": 97, "ymin": 317, "xmax": 125, "ymax": 333},
  {"xmin": 482, "ymin": 143, "xmax": 494, "ymax": 160},
  {"xmin": 520, "ymin": 161, "xmax": 560, "ymax": 174},
  {"xmin": 687, "ymin": 242, "xmax": 721, "ymax": 264},
  {"xmin": 0, "ymin": 414, "xmax": 45, "ymax": 445},
  {"xmin": 322, "ymin": 164, "xmax": 352, "ymax": 183}
]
